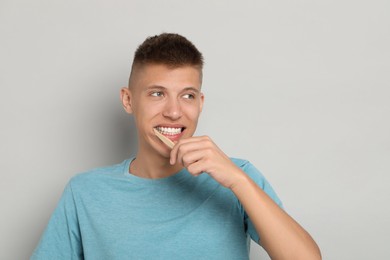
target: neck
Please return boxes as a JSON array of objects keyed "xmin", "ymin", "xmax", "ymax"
[{"xmin": 130, "ymin": 148, "xmax": 183, "ymax": 179}]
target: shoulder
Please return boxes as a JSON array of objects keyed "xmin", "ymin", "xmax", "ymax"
[
  {"xmin": 230, "ymin": 157, "xmax": 283, "ymax": 207},
  {"xmin": 230, "ymin": 157, "xmax": 250, "ymax": 167},
  {"xmin": 68, "ymin": 159, "xmax": 130, "ymax": 190},
  {"xmin": 230, "ymin": 157, "xmax": 265, "ymax": 180}
]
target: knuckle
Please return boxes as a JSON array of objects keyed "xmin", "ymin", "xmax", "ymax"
[
  {"xmin": 201, "ymin": 135, "xmax": 209, "ymax": 141},
  {"xmin": 205, "ymin": 148, "xmax": 213, "ymax": 156},
  {"xmin": 187, "ymin": 165, "xmax": 196, "ymax": 175},
  {"xmin": 178, "ymin": 143, "xmax": 189, "ymax": 153},
  {"xmin": 188, "ymin": 165, "xmax": 201, "ymax": 176},
  {"xmin": 182, "ymin": 154, "xmax": 190, "ymax": 164}
]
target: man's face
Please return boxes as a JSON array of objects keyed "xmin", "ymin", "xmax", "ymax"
[{"xmin": 122, "ymin": 64, "xmax": 204, "ymax": 158}]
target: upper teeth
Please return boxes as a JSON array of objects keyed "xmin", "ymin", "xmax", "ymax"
[{"xmin": 155, "ymin": 127, "xmax": 182, "ymax": 135}]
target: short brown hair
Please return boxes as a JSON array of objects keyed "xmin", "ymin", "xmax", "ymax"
[
  {"xmin": 133, "ymin": 33, "xmax": 203, "ymax": 68},
  {"xmin": 129, "ymin": 33, "xmax": 204, "ymax": 87}
]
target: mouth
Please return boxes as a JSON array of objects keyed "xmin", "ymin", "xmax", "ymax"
[
  {"xmin": 154, "ymin": 126, "xmax": 185, "ymax": 135},
  {"xmin": 154, "ymin": 126, "xmax": 185, "ymax": 136}
]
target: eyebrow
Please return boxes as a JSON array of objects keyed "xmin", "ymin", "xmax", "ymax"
[
  {"xmin": 145, "ymin": 85, "xmax": 200, "ymax": 93},
  {"xmin": 182, "ymin": 87, "xmax": 200, "ymax": 93},
  {"xmin": 145, "ymin": 85, "xmax": 166, "ymax": 91}
]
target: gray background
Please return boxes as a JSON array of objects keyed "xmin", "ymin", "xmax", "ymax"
[{"xmin": 1, "ymin": 0, "xmax": 389, "ymax": 259}]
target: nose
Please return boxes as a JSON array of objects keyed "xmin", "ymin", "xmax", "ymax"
[{"xmin": 162, "ymin": 98, "xmax": 182, "ymax": 120}]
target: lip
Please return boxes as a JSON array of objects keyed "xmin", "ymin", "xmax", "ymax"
[
  {"xmin": 153, "ymin": 124, "xmax": 186, "ymax": 142},
  {"xmin": 154, "ymin": 124, "xmax": 186, "ymax": 128}
]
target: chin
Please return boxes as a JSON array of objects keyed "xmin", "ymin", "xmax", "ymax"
[{"xmin": 154, "ymin": 144, "xmax": 172, "ymax": 159}]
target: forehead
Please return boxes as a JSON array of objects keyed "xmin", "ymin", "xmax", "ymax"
[{"xmin": 129, "ymin": 64, "xmax": 202, "ymax": 91}]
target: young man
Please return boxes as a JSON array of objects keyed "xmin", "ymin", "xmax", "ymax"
[{"xmin": 32, "ymin": 33, "xmax": 321, "ymax": 259}]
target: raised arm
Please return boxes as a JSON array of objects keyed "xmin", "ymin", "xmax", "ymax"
[
  {"xmin": 230, "ymin": 170, "xmax": 321, "ymax": 260},
  {"xmin": 170, "ymin": 136, "xmax": 321, "ymax": 260}
]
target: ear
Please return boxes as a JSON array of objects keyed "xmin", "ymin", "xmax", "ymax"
[
  {"xmin": 120, "ymin": 87, "xmax": 133, "ymax": 114},
  {"xmin": 199, "ymin": 92, "xmax": 205, "ymax": 113}
]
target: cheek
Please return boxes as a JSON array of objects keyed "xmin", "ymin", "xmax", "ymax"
[
  {"xmin": 136, "ymin": 101, "xmax": 162, "ymax": 117},
  {"xmin": 183, "ymin": 106, "xmax": 201, "ymax": 122}
]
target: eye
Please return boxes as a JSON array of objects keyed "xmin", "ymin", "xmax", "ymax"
[
  {"xmin": 182, "ymin": 93, "xmax": 195, "ymax": 99},
  {"xmin": 151, "ymin": 91, "xmax": 164, "ymax": 97}
]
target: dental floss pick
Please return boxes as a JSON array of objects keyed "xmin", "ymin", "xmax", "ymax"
[{"xmin": 153, "ymin": 129, "xmax": 175, "ymax": 149}]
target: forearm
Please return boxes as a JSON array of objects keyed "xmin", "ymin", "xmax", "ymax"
[{"xmin": 230, "ymin": 171, "xmax": 321, "ymax": 260}]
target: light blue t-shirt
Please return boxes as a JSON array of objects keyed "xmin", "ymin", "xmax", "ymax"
[{"xmin": 31, "ymin": 158, "xmax": 282, "ymax": 260}]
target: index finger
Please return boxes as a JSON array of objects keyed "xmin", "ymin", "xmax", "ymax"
[{"xmin": 170, "ymin": 136, "xmax": 207, "ymax": 165}]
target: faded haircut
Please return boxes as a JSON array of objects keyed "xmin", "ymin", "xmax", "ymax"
[{"xmin": 128, "ymin": 33, "xmax": 204, "ymax": 87}]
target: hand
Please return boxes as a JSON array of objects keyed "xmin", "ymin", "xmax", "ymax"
[{"xmin": 170, "ymin": 136, "xmax": 245, "ymax": 188}]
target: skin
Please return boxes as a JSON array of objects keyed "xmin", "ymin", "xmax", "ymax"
[
  {"xmin": 121, "ymin": 63, "xmax": 322, "ymax": 259},
  {"xmin": 121, "ymin": 64, "xmax": 204, "ymax": 178}
]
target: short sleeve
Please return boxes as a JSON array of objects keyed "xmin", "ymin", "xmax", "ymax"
[
  {"xmin": 234, "ymin": 159, "xmax": 283, "ymax": 245},
  {"xmin": 31, "ymin": 180, "xmax": 83, "ymax": 260}
]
